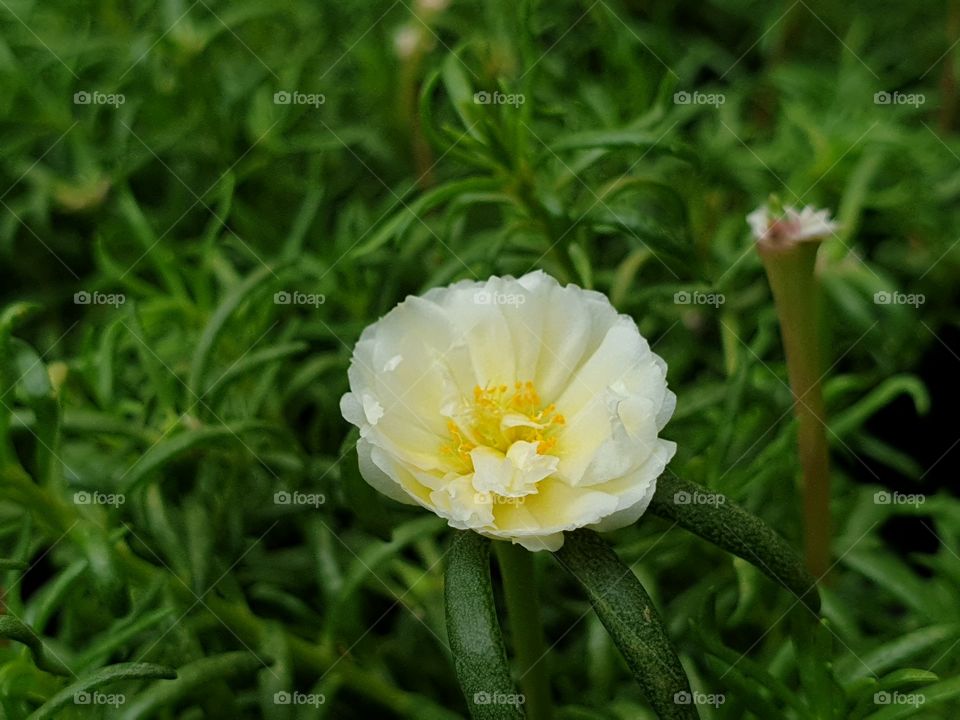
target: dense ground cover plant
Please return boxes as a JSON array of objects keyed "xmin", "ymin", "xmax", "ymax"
[{"xmin": 1, "ymin": 0, "xmax": 959, "ymax": 717}]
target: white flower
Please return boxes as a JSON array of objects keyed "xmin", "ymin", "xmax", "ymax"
[
  {"xmin": 747, "ymin": 203, "xmax": 839, "ymax": 248},
  {"xmin": 340, "ymin": 271, "xmax": 676, "ymax": 551},
  {"xmin": 417, "ymin": 0, "xmax": 450, "ymax": 13},
  {"xmin": 393, "ymin": 25, "xmax": 424, "ymax": 59}
]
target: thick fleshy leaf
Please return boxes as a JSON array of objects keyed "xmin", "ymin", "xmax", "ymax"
[
  {"xmin": 837, "ymin": 624, "xmax": 960, "ymax": 682},
  {"xmin": 445, "ymin": 532, "xmax": 525, "ymax": 720},
  {"xmin": 649, "ymin": 474, "xmax": 820, "ymax": 613},
  {"xmin": 28, "ymin": 662, "xmax": 177, "ymax": 720},
  {"xmin": 555, "ymin": 530, "xmax": 697, "ymax": 720},
  {"xmin": 0, "ymin": 616, "xmax": 71, "ymax": 676},
  {"xmin": 118, "ymin": 653, "xmax": 257, "ymax": 720},
  {"xmin": 847, "ymin": 668, "xmax": 938, "ymax": 719}
]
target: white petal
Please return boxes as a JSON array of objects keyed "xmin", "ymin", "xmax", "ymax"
[{"xmin": 357, "ymin": 439, "xmax": 418, "ymax": 505}]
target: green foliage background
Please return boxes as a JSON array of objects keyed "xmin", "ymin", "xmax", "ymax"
[{"xmin": 0, "ymin": 0, "xmax": 958, "ymax": 717}]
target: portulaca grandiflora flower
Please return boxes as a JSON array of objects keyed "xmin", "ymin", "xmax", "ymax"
[
  {"xmin": 747, "ymin": 202, "xmax": 839, "ymax": 250},
  {"xmin": 340, "ymin": 271, "xmax": 676, "ymax": 551},
  {"xmin": 748, "ymin": 199, "xmax": 837, "ymax": 577}
]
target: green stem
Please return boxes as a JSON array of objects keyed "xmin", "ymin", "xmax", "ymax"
[
  {"xmin": 494, "ymin": 541, "xmax": 552, "ymax": 720},
  {"xmin": 759, "ymin": 240, "xmax": 831, "ymax": 580}
]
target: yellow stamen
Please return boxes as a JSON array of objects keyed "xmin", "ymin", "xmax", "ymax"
[{"xmin": 442, "ymin": 381, "xmax": 564, "ymax": 471}]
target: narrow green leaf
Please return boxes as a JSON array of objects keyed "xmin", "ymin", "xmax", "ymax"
[
  {"xmin": 202, "ymin": 341, "xmax": 307, "ymax": 400},
  {"xmin": 28, "ymin": 663, "xmax": 177, "ymax": 720},
  {"xmin": 833, "ymin": 150, "xmax": 883, "ymax": 251},
  {"xmin": 445, "ymin": 532, "xmax": 525, "ymax": 720},
  {"xmin": 567, "ymin": 243, "xmax": 593, "ymax": 289},
  {"xmin": 698, "ymin": 635, "xmax": 803, "ymax": 718},
  {"xmin": 555, "ymin": 530, "xmax": 696, "ymax": 720},
  {"xmin": 125, "ymin": 304, "xmax": 178, "ymax": 412},
  {"xmin": 0, "ymin": 616, "xmax": 71, "ymax": 676},
  {"xmin": 610, "ymin": 248, "xmax": 651, "ymax": 307},
  {"xmin": 118, "ymin": 421, "xmax": 268, "ymax": 492},
  {"xmin": 75, "ymin": 608, "xmax": 174, "ymax": 670},
  {"xmin": 281, "ymin": 170, "xmax": 323, "ymax": 258},
  {"xmin": 117, "ymin": 653, "xmax": 259, "ymax": 720},
  {"xmin": 419, "ymin": 68, "xmax": 499, "ymax": 172},
  {"xmin": 352, "ymin": 177, "xmax": 500, "ymax": 258},
  {"xmin": 692, "ymin": 596, "xmax": 806, "ymax": 716},
  {"xmin": 584, "ymin": 209, "xmax": 690, "ymax": 264},
  {"xmin": 861, "ymin": 676, "xmax": 960, "ymax": 720},
  {"xmin": 328, "ymin": 515, "xmax": 445, "ymax": 636},
  {"xmin": 830, "ymin": 376, "xmax": 929, "ymax": 438},
  {"xmin": 551, "ymin": 129, "xmax": 693, "ymax": 161},
  {"xmin": 93, "ymin": 236, "xmax": 159, "ymax": 298},
  {"xmin": 10, "ymin": 338, "xmax": 61, "ymax": 485},
  {"xmin": 187, "ymin": 261, "xmax": 294, "ymax": 397},
  {"xmin": 838, "ymin": 624, "xmax": 960, "ymax": 682},
  {"xmin": 875, "ymin": 668, "xmax": 939, "ymax": 690},
  {"xmin": 441, "ymin": 52, "xmax": 481, "ymax": 134},
  {"xmin": 649, "ymin": 474, "xmax": 820, "ymax": 613},
  {"xmin": 25, "ymin": 560, "xmax": 87, "ymax": 633},
  {"xmin": 842, "ymin": 548, "xmax": 948, "ymax": 620},
  {"xmin": 116, "ymin": 187, "xmax": 189, "ymax": 299},
  {"xmin": 0, "ymin": 302, "xmax": 39, "ymax": 466},
  {"xmin": 848, "ymin": 668, "xmax": 942, "ymax": 717},
  {"xmin": 71, "ymin": 524, "xmax": 128, "ymax": 616},
  {"xmin": 793, "ymin": 615, "xmax": 844, "ymax": 717}
]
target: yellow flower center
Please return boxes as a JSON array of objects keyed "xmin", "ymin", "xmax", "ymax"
[{"xmin": 442, "ymin": 381, "xmax": 565, "ymax": 471}]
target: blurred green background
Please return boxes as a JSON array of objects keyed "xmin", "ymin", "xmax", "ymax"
[{"xmin": 1, "ymin": 0, "xmax": 959, "ymax": 717}]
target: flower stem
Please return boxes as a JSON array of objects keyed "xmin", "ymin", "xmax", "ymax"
[
  {"xmin": 494, "ymin": 541, "xmax": 553, "ymax": 720},
  {"xmin": 759, "ymin": 241, "xmax": 831, "ymax": 580}
]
